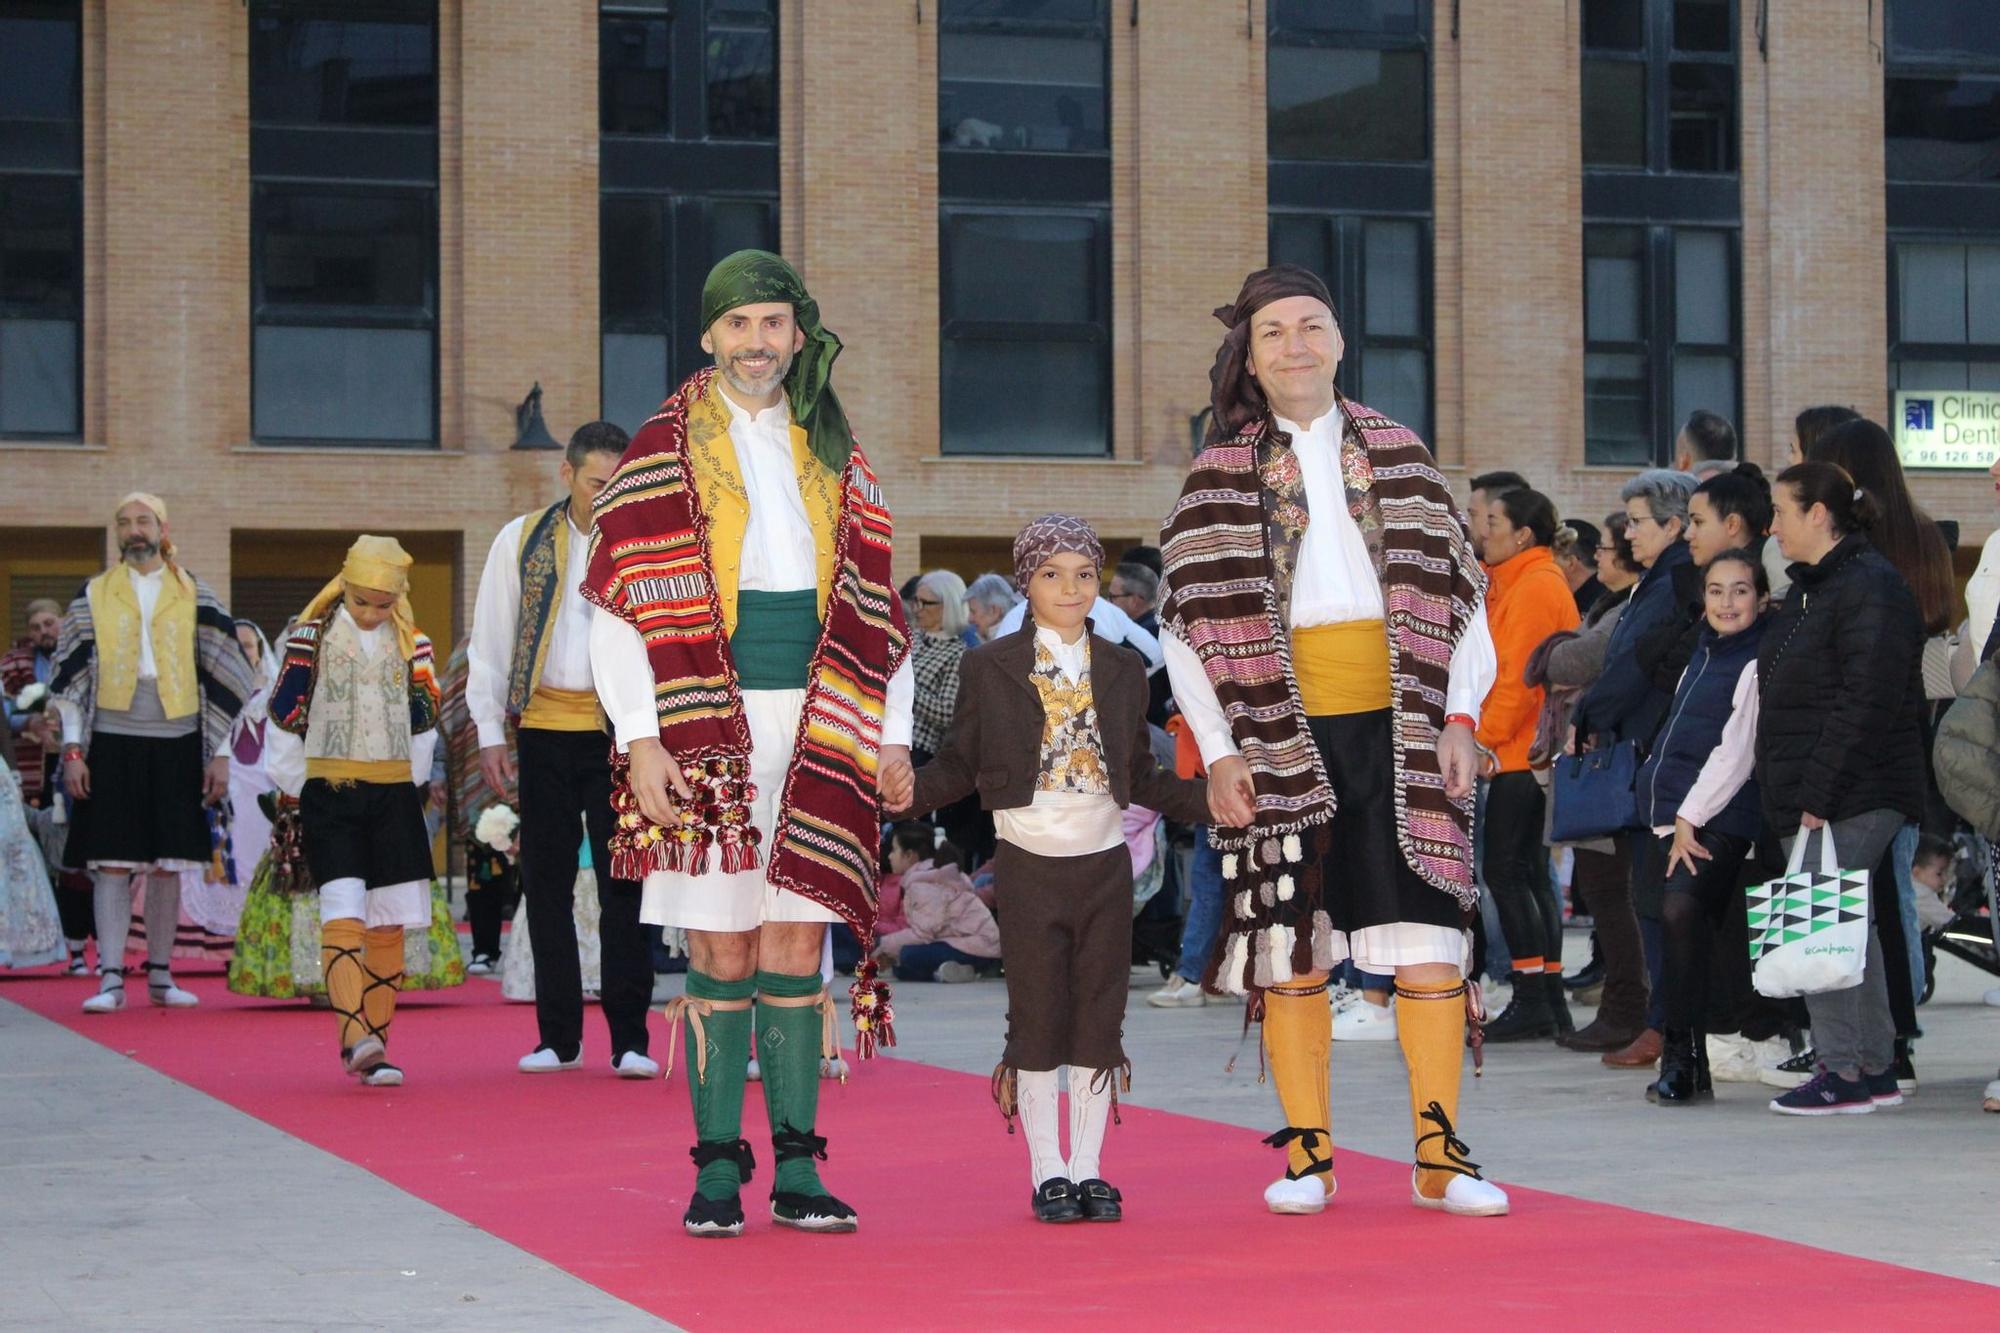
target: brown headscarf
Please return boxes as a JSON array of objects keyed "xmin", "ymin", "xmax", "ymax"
[{"xmin": 1205, "ymin": 264, "xmax": 1338, "ymax": 447}]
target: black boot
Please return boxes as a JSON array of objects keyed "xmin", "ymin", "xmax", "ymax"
[
  {"xmin": 1648, "ymin": 1029, "xmax": 1710, "ymax": 1105},
  {"xmin": 1694, "ymin": 1029, "xmax": 1714, "ymax": 1096},
  {"xmin": 1547, "ymin": 974, "xmax": 1575, "ymax": 1039},
  {"xmin": 1482, "ymin": 972, "xmax": 1556, "ymax": 1042}
]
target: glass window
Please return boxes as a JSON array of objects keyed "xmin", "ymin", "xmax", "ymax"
[
  {"xmin": 941, "ymin": 338, "xmax": 1107, "ymax": 456},
  {"xmin": 1268, "ymin": 47, "xmax": 1426, "ymax": 162},
  {"xmin": 1672, "ymin": 351, "xmax": 1735, "ymax": 434},
  {"xmin": 1899, "ymin": 242, "xmax": 1968, "ymax": 344},
  {"xmin": 707, "ymin": 2, "xmax": 776, "ymax": 140},
  {"xmin": 1584, "ymin": 224, "xmax": 1738, "ymax": 463},
  {"xmin": 1585, "ymin": 352, "xmax": 1652, "ymax": 465},
  {"xmin": 1583, "ymin": 0, "xmax": 1645, "ymax": 50},
  {"xmin": 1585, "ymin": 227, "xmax": 1645, "ymax": 344},
  {"xmin": 1668, "ymin": 61, "xmax": 1736, "ymax": 171},
  {"xmin": 601, "ymin": 332, "xmax": 669, "ymax": 435},
  {"xmin": 945, "ymin": 212, "xmax": 1096, "ymax": 323},
  {"xmin": 601, "ymin": 195, "xmax": 667, "ymax": 327},
  {"xmin": 256, "ymin": 191, "xmax": 430, "ymax": 312},
  {"xmin": 1364, "ymin": 219, "xmax": 1421, "ymax": 338},
  {"xmin": 1885, "ymin": 76, "xmax": 2000, "ymax": 183},
  {"xmin": 1271, "ymin": 0, "xmax": 1420, "ymax": 36},
  {"xmin": 1674, "ymin": 228, "xmax": 1730, "ymax": 344},
  {"xmin": 1672, "ymin": 0, "xmax": 1731, "ymax": 53},
  {"xmin": 0, "ymin": 4, "xmax": 81, "ymax": 123},
  {"xmin": 0, "ymin": 317, "xmax": 75, "ymax": 435},
  {"xmin": 938, "ymin": 8, "xmax": 1106, "ymax": 153},
  {"xmin": 1971, "ymin": 244, "xmax": 2000, "ymax": 343},
  {"xmin": 599, "ymin": 14, "xmax": 671, "ymax": 134},
  {"xmin": 253, "ymin": 325, "xmax": 432, "ymax": 442},
  {"xmin": 0, "ymin": 174, "xmax": 80, "ymax": 308},
  {"xmin": 250, "ymin": 4, "xmax": 437, "ymax": 128},
  {"xmin": 1886, "ymin": 1, "xmax": 2000, "ymax": 63},
  {"xmin": 1582, "ymin": 60, "xmax": 1647, "ymax": 167}
]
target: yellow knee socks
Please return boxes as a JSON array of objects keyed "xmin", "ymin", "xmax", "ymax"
[
  {"xmin": 362, "ymin": 926, "xmax": 404, "ymax": 1046},
  {"xmin": 1395, "ymin": 977, "xmax": 1471, "ymax": 1200},
  {"xmin": 320, "ymin": 918, "xmax": 369, "ymax": 1052},
  {"xmin": 1261, "ymin": 979, "xmax": 1333, "ymax": 1193}
]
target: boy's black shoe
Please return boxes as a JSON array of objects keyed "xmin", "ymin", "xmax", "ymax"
[
  {"xmin": 1077, "ymin": 1178, "xmax": 1123, "ymax": 1222},
  {"xmin": 1031, "ymin": 1177, "xmax": 1084, "ymax": 1223},
  {"xmin": 683, "ymin": 1192, "xmax": 745, "ymax": 1238},
  {"xmin": 770, "ymin": 1191, "xmax": 859, "ymax": 1233}
]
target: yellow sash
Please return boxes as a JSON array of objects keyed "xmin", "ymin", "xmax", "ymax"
[
  {"xmin": 89, "ymin": 565, "xmax": 198, "ymax": 718},
  {"xmin": 519, "ymin": 685, "xmax": 604, "ymax": 732},
  {"xmin": 305, "ymin": 758, "xmax": 409, "ymax": 785},
  {"xmin": 1290, "ymin": 620, "xmax": 1393, "ymax": 716},
  {"xmin": 685, "ymin": 382, "xmax": 839, "ymax": 638}
]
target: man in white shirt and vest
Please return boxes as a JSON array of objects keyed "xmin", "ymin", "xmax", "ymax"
[{"xmin": 468, "ymin": 421, "xmax": 658, "ymax": 1079}]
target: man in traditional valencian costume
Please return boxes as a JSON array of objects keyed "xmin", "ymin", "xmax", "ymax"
[
  {"xmin": 1160, "ymin": 265, "xmax": 1511, "ymax": 1218},
  {"xmin": 468, "ymin": 420, "xmax": 658, "ymax": 1078},
  {"xmin": 52, "ymin": 494, "xmax": 255, "ymax": 1012},
  {"xmin": 586, "ymin": 251, "xmax": 913, "ymax": 1239}
]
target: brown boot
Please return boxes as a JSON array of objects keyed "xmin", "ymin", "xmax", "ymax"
[
  {"xmin": 1561, "ymin": 1015, "xmax": 1642, "ymax": 1052},
  {"xmin": 1601, "ymin": 1027, "xmax": 1662, "ymax": 1068}
]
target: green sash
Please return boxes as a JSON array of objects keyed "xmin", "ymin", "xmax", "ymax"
[{"xmin": 730, "ymin": 589, "xmax": 821, "ymax": 690}]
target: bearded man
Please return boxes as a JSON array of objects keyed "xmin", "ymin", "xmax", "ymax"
[
  {"xmin": 51, "ymin": 494, "xmax": 255, "ymax": 1011},
  {"xmin": 586, "ymin": 251, "xmax": 913, "ymax": 1239},
  {"xmin": 1160, "ymin": 265, "xmax": 1510, "ymax": 1218}
]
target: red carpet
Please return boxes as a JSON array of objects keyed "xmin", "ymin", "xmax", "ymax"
[{"xmin": 6, "ymin": 970, "xmax": 1993, "ymax": 1330}]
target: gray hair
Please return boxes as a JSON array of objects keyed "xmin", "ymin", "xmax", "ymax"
[
  {"xmin": 916, "ymin": 569, "xmax": 968, "ymax": 638},
  {"xmin": 1111, "ymin": 561, "xmax": 1159, "ymax": 609},
  {"xmin": 1620, "ymin": 468, "xmax": 1699, "ymax": 527},
  {"xmin": 965, "ymin": 572, "xmax": 1021, "ymax": 614}
]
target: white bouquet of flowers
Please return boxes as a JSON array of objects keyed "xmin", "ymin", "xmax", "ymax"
[
  {"xmin": 13, "ymin": 682, "xmax": 48, "ymax": 714},
  {"xmin": 475, "ymin": 803, "xmax": 520, "ymax": 853}
]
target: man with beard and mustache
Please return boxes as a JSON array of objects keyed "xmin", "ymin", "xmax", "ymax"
[
  {"xmin": 50, "ymin": 494, "xmax": 256, "ymax": 1011},
  {"xmin": 586, "ymin": 250, "xmax": 913, "ymax": 1239}
]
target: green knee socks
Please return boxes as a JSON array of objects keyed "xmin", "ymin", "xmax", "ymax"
[
  {"xmin": 684, "ymin": 970, "xmax": 757, "ymax": 1200},
  {"xmin": 756, "ymin": 969, "xmax": 831, "ymax": 1197}
]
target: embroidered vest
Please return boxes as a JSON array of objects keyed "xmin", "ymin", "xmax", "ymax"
[
  {"xmin": 88, "ymin": 565, "xmax": 198, "ymax": 718},
  {"xmin": 305, "ymin": 613, "xmax": 412, "ymax": 781},
  {"xmin": 1029, "ymin": 637, "xmax": 1110, "ymax": 796}
]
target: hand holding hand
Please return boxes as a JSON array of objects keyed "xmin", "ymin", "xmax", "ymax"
[
  {"xmin": 1206, "ymin": 755, "xmax": 1256, "ymax": 828},
  {"xmin": 878, "ymin": 744, "xmax": 914, "ymax": 812},
  {"xmin": 479, "ymin": 744, "xmax": 517, "ymax": 799},
  {"xmin": 1438, "ymin": 721, "xmax": 1479, "ymax": 801},
  {"xmin": 627, "ymin": 737, "xmax": 692, "ymax": 829}
]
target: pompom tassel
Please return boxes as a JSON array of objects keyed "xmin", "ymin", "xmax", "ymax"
[{"xmin": 849, "ymin": 958, "xmax": 897, "ymax": 1059}]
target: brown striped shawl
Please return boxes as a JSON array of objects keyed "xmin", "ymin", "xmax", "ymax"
[{"xmin": 1159, "ymin": 395, "xmax": 1485, "ymax": 993}]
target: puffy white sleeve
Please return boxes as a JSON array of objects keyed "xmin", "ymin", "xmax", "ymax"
[
  {"xmin": 264, "ymin": 725, "xmax": 305, "ymax": 799},
  {"xmin": 589, "ymin": 606, "xmax": 660, "ymax": 753},
  {"xmin": 466, "ymin": 519, "xmax": 525, "ymax": 749},
  {"xmin": 408, "ymin": 729, "xmax": 439, "ymax": 788},
  {"xmin": 883, "ymin": 655, "xmax": 914, "ymax": 748},
  {"xmin": 1446, "ymin": 601, "xmax": 1497, "ymax": 723},
  {"xmin": 1162, "ymin": 630, "xmax": 1239, "ymax": 767}
]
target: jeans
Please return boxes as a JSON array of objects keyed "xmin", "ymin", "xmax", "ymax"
[
  {"xmin": 1173, "ymin": 825, "xmax": 1225, "ymax": 984},
  {"xmin": 1888, "ymin": 822, "xmax": 1925, "ymax": 1015},
  {"xmin": 894, "ymin": 940, "xmax": 987, "ymax": 981}
]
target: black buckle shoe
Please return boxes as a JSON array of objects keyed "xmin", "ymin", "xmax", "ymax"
[
  {"xmin": 1032, "ymin": 1177, "xmax": 1084, "ymax": 1223},
  {"xmin": 683, "ymin": 1191, "xmax": 745, "ymax": 1238},
  {"xmin": 770, "ymin": 1191, "xmax": 859, "ymax": 1233},
  {"xmin": 1077, "ymin": 1178, "xmax": 1123, "ymax": 1222}
]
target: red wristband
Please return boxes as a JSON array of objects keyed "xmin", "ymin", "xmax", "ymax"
[{"xmin": 1444, "ymin": 713, "xmax": 1476, "ymax": 730}]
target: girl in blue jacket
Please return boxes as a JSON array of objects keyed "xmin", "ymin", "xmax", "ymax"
[{"xmin": 1635, "ymin": 549, "xmax": 1768, "ymax": 1106}]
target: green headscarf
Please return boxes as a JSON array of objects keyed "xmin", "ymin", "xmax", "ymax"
[{"xmin": 700, "ymin": 249, "xmax": 855, "ymax": 473}]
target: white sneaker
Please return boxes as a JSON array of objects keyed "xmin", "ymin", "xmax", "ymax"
[
  {"xmin": 361, "ymin": 1063, "xmax": 404, "ymax": 1087},
  {"xmin": 613, "ymin": 1051, "xmax": 660, "ymax": 1079},
  {"xmin": 1147, "ymin": 976, "xmax": 1207, "ymax": 1008},
  {"xmin": 1705, "ymin": 1033, "xmax": 1761, "ymax": 1083},
  {"xmin": 1328, "ymin": 983, "xmax": 1361, "ymax": 1015},
  {"xmin": 935, "ymin": 961, "xmax": 979, "ymax": 983},
  {"xmin": 1332, "ymin": 996, "xmax": 1397, "ymax": 1042},
  {"xmin": 81, "ymin": 984, "xmax": 126, "ymax": 1014},
  {"xmin": 148, "ymin": 981, "xmax": 198, "ymax": 1008},
  {"xmin": 1411, "ymin": 1168, "xmax": 1509, "ymax": 1217},
  {"xmin": 1983, "ymin": 988, "xmax": 2000, "ymax": 1009},
  {"xmin": 1263, "ymin": 1174, "xmax": 1334, "ymax": 1215},
  {"xmin": 465, "ymin": 955, "xmax": 495, "ymax": 977},
  {"xmin": 1983, "ymin": 1076, "xmax": 2000, "ymax": 1113},
  {"xmin": 345, "ymin": 1036, "xmax": 387, "ymax": 1076},
  {"xmin": 518, "ymin": 1047, "xmax": 582, "ymax": 1073}
]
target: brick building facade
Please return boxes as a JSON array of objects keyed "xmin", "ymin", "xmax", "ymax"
[{"xmin": 1, "ymin": 1, "xmax": 1991, "ymax": 650}]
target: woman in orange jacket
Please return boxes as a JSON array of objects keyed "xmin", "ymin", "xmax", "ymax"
[{"xmin": 1476, "ymin": 488, "xmax": 1583, "ymax": 1041}]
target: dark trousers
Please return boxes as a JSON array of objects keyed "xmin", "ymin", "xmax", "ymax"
[
  {"xmin": 1573, "ymin": 839, "xmax": 1647, "ymax": 1030},
  {"xmin": 1630, "ymin": 832, "xmax": 1668, "ymax": 1030},
  {"xmin": 516, "ymin": 727, "xmax": 650, "ymax": 1061},
  {"xmin": 1484, "ymin": 772, "xmax": 1562, "ymax": 969},
  {"xmin": 1871, "ymin": 840, "xmax": 1920, "ymax": 1039},
  {"xmin": 894, "ymin": 940, "xmax": 988, "ymax": 981},
  {"xmin": 1657, "ymin": 827, "xmax": 1753, "ymax": 1031},
  {"xmin": 464, "ymin": 866, "xmax": 515, "ymax": 960}
]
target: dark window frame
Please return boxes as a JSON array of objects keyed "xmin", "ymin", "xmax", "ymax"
[
  {"xmin": 248, "ymin": 0, "xmax": 440, "ymax": 448},
  {"xmin": 1582, "ymin": 221, "xmax": 1743, "ymax": 466},
  {"xmin": 1885, "ymin": 233, "xmax": 2000, "ymax": 388},
  {"xmin": 1581, "ymin": 0, "xmax": 1739, "ymax": 182},
  {"xmin": 1265, "ymin": 0, "xmax": 1431, "ymax": 168},
  {"xmin": 937, "ymin": 0, "xmax": 1112, "ymax": 458},
  {"xmin": 0, "ymin": 0, "xmax": 83, "ymax": 440}
]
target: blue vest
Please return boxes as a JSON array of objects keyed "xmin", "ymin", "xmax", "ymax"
[{"xmin": 1637, "ymin": 618, "xmax": 1766, "ymax": 839}]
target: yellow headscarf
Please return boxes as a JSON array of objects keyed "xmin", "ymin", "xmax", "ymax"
[{"xmin": 297, "ymin": 534, "xmax": 420, "ymax": 660}]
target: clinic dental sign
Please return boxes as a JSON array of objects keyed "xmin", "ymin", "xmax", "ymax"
[{"xmin": 1895, "ymin": 390, "xmax": 2000, "ymax": 470}]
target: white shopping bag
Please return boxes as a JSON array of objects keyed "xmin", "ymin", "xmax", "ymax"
[{"xmin": 1747, "ymin": 828, "xmax": 1869, "ymax": 998}]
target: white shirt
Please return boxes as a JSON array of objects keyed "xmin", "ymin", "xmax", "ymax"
[
  {"xmin": 131, "ymin": 565, "xmax": 165, "ymax": 679},
  {"xmin": 993, "ymin": 626, "xmax": 1125, "ymax": 857},
  {"xmin": 467, "ymin": 509, "xmax": 597, "ymax": 747},
  {"xmin": 1655, "ymin": 659, "xmax": 1758, "ymax": 834},
  {"xmin": 587, "ymin": 390, "xmax": 914, "ymax": 750},
  {"xmin": 1163, "ymin": 403, "xmax": 1497, "ymax": 768},
  {"xmin": 723, "ymin": 393, "xmax": 818, "ymax": 593},
  {"xmin": 995, "ymin": 596, "xmax": 1163, "ymax": 670}
]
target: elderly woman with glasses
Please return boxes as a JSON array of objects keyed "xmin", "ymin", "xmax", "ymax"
[{"xmin": 910, "ymin": 571, "xmax": 971, "ymax": 762}]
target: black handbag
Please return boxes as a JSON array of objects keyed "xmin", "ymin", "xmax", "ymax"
[{"xmin": 1549, "ymin": 740, "xmax": 1642, "ymax": 842}]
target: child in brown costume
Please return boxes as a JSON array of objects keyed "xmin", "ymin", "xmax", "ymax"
[{"xmin": 883, "ymin": 514, "xmax": 1216, "ymax": 1222}]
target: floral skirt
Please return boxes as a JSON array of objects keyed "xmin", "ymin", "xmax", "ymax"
[{"xmin": 226, "ymin": 851, "xmax": 465, "ymax": 999}]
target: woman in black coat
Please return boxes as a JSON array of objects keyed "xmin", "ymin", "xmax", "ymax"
[{"xmin": 1756, "ymin": 461, "xmax": 1925, "ymax": 1117}]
